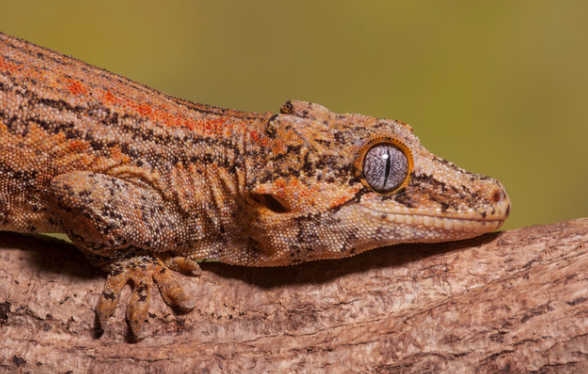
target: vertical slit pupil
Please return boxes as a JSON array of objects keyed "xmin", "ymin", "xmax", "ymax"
[{"xmin": 383, "ymin": 148, "xmax": 391, "ymax": 189}]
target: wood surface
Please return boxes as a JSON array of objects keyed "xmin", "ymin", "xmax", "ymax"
[{"xmin": 1, "ymin": 218, "xmax": 587, "ymax": 373}]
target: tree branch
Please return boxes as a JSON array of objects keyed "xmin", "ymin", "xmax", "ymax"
[{"xmin": 1, "ymin": 218, "xmax": 588, "ymax": 373}]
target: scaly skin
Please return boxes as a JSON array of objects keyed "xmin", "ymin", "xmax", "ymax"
[{"xmin": 0, "ymin": 33, "xmax": 510, "ymax": 339}]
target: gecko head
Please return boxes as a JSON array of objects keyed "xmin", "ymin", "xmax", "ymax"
[{"xmin": 245, "ymin": 100, "xmax": 510, "ymax": 265}]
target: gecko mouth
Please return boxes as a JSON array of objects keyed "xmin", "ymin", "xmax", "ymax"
[
  {"xmin": 356, "ymin": 206, "xmax": 506, "ymax": 234},
  {"xmin": 355, "ymin": 183, "xmax": 511, "ymax": 236}
]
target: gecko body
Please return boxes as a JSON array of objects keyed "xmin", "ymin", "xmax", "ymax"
[{"xmin": 0, "ymin": 33, "xmax": 510, "ymax": 339}]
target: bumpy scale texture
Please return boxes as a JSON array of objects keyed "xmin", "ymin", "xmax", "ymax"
[{"xmin": 0, "ymin": 33, "xmax": 510, "ymax": 339}]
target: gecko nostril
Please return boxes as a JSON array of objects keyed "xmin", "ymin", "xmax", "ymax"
[{"xmin": 491, "ymin": 190, "xmax": 502, "ymax": 203}]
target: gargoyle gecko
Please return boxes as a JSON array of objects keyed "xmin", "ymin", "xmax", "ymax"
[{"xmin": 0, "ymin": 33, "xmax": 510, "ymax": 339}]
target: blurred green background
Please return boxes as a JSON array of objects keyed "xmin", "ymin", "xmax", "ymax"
[{"xmin": 2, "ymin": 1, "xmax": 587, "ymax": 231}]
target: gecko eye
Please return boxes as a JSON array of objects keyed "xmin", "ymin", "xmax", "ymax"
[{"xmin": 358, "ymin": 139, "xmax": 413, "ymax": 195}]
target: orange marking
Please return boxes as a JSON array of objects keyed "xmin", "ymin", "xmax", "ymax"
[
  {"xmin": 101, "ymin": 89, "xmax": 119, "ymax": 105},
  {"xmin": 68, "ymin": 140, "xmax": 89, "ymax": 152},
  {"xmin": 0, "ymin": 55, "xmax": 19, "ymax": 74},
  {"xmin": 67, "ymin": 79, "xmax": 88, "ymax": 96},
  {"xmin": 109, "ymin": 146, "xmax": 130, "ymax": 163},
  {"xmin": 137, "ymin": 104, "xmax": 152, "ymax": 117},
  {"xmin": 100, "ymin": 88, "xmax": 236, "ymax": 135},
  {"xmin": 250, "ymin": 130, "xmax": 259, "ymax": 142}
]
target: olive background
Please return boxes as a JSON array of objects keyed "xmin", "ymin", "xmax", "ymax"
[{"xmin": 2, "ymin": 1, "xmax": 587, "ymax": 231}]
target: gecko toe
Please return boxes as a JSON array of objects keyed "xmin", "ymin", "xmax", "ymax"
[
  {"xmin": 96, "ymin": 267, "xmax": 129, "ymax": 332},
  {"xmin": 152, "ymin": 264, "xmax": 196, "ymax": 312},
  {"xmin": 156, "ymin": 253, "xmax": 202, "ymax": 276},
  {"xmin": 96, "ymin": 255, "xmax": 194, "ymax": 339},
  {"xmin": 126, "ymin": 271, "xmax": 152, "ymax": 339}
]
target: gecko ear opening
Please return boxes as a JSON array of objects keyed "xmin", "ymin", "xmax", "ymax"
[{"xmin": 250, "ymin": 193, "xmax": 290, "ymax": 213}]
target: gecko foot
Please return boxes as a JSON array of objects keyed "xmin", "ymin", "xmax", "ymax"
[{"xmin": 96, "ymin": 255, "xmax": 198, "ymax": 340}]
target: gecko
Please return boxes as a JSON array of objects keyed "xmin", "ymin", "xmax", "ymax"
[{"xmin": 0, "ymin": 32, "xmax": 510, "ymax": 340}]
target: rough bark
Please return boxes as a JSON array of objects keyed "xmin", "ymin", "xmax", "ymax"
[{"xmin": 1, "ymin": 218, "xmax": 587, "ymax": 373}]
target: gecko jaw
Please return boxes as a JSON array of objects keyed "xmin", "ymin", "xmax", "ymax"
[{"xmin": 356, "ymin": 205, "xmax": 506, "ymax": 235}]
